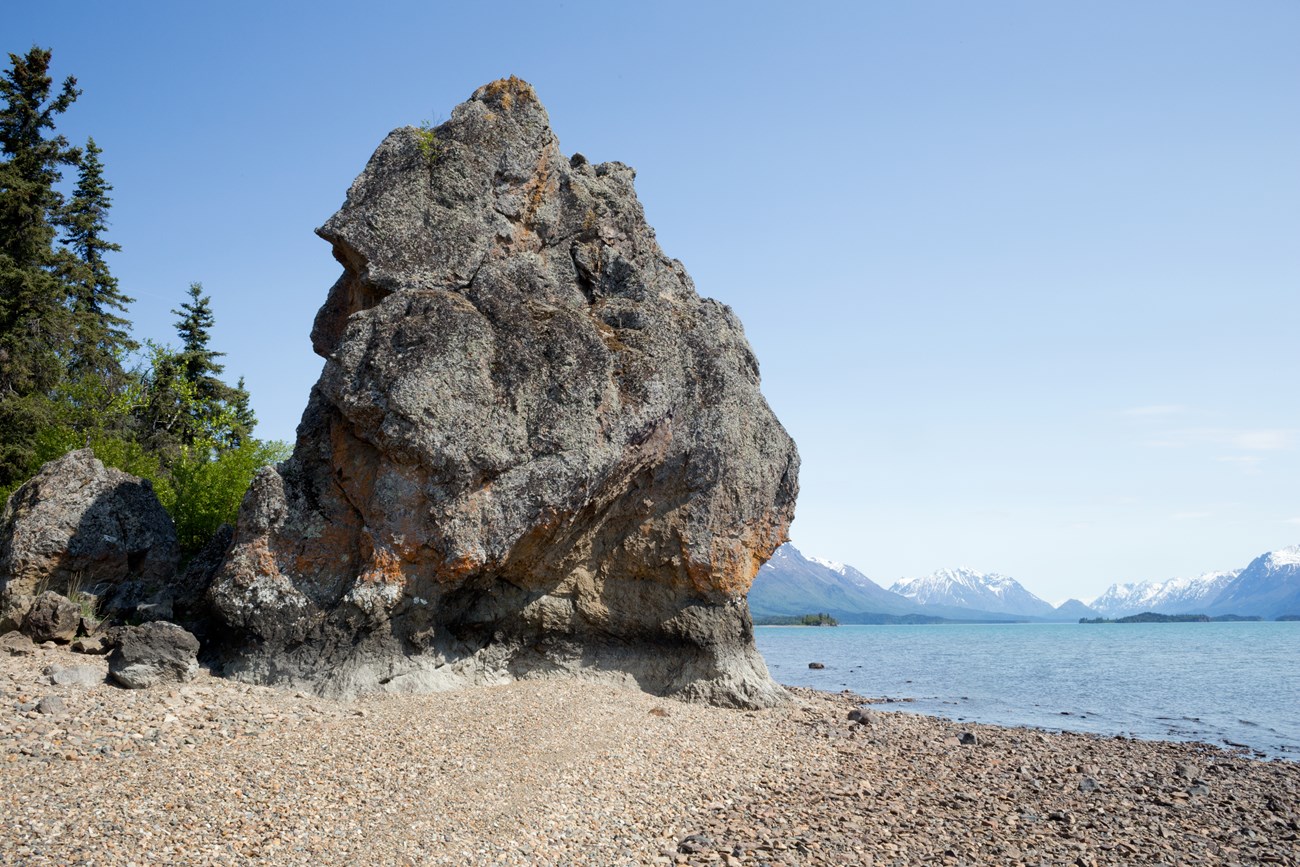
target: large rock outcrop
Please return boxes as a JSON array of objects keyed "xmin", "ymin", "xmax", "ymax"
[
  {"xmin": 209, "ymin": 77, "xmax": 799, "ymax": 707},
  {"xmin": 0, "ymin": 449, "xmax": 180, "ymax": 622}
]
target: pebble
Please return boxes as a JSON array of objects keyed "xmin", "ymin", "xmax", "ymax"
[{"xmin": 35, "ymin": 695, "xmax": 65, "ymax": 715}]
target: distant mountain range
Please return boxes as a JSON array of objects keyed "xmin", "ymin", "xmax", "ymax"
[
  {"xmin": 1090, "ymin": 546, "xmax": 1300, "ymax": 620},
  {"xmin": 751, "ymin": 543, "xmax": 1300, "ymax": 623},
  {"xmin": 1089, "ymin": 570, "xmax": 1240, "ymax": 618},
  {"xmin": 750, "ymin": 546, "xmax": 922, "ymax": 621},
  {"xmin": 890, "ymin": 568, "xmax": 1058, "ymax": 618},
  {"xmin": 750, "ymin": 545, "xmax": 1081, "ymax": 623}
]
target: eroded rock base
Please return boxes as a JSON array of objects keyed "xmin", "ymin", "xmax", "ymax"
[{"xmin": 216, "ymin": 586, "xmax": 785, "ymax": 708}]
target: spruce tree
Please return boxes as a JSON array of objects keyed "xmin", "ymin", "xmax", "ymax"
[
  {"xmin": 0, "ymin": 47, "xmax": 81, "ymax": 488},
  {"xmin": 0, "ymin": 46, "xmax": 80, "ymax": 394},
  {"xmin": 135, "ymin": 284, "xmax": 249, "ymax": 454},
  {"xmin": 61, "ymin": 136, "xmax": 136, "ymax": 375},
  {"xmin": 229, "ymin": 376, "xmax": 256, "ymax": 448},
  {"xmin": 172, "ymin": 282, "xmax": 234, "ymax": 401}
]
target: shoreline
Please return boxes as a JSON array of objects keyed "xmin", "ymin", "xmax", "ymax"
[
  {"xmin": 757, "ymin": 620, "xmax": 1300, "ymax": 760},
  {"xmin": 3, "ymin": 644, "xmax": 1297, "ymax": 865}
]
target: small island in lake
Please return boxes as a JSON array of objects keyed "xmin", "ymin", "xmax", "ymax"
[
  {"xmin": 755, "ymin": 613, "xmax": 840, "ymax": 626},
  {"xmin": 1080, "ymin": 612, "xmax": 1263, "ymax": 624}
]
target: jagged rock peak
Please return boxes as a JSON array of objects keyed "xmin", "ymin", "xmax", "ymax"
[{"xmin": 209, "ymin": 80, "xmax": 800, "ymax": 707}]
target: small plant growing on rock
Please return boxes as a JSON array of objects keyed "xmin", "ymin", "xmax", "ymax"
[
  {"xmin": 415, "ymin": 120, "xmax": 441, "ymax": 166},
  {"xmin": 65, "ymin": 572, "xmax": 102, "ymax": 623}
]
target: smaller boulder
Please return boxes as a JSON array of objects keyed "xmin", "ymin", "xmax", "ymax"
[
  {"xmin": 0, "ymin": 449, "xmax": 180, "ymax": 608},
  {"xmin": 0, "ymin": 592, "xmax": 33, "ymax": 632},
  {"xmin": 0, "ymin": 630, "xmax": 36, "ymax": 655},
  {"xmin": 108, "ymin": 621, "xmax": 200, "ymax": 689},
  {"xmin": 22, "ymin": 592, "xmax": 82, "ymax": 643}
]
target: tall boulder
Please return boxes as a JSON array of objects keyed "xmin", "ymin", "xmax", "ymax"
[
  {"xmin": 209, "ymin": 77, "xmax": 799, "ymax": 707},
  {"xmin": 0, "ymin": 450, "xmax": 180, "ymax": 618}
]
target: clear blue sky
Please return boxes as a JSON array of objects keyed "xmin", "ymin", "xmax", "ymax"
[{"xmin": 10, "ymin": 1, "xmax": 1299, "ymax": 602}]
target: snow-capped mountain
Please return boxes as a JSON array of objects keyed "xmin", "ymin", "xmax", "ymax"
[
  {"xmin": 888, "ymin": 568, "xmax": 1057, "ymax": 618},
  {"xmin": 1087, "ymin": 544, "xmax": 1300, "ymax": 619},
  {"xmin": 1207, "ymin": 545, "xmax": 1300, "ymax": 619},
  {"xmin": 751, "ymin": 544, "xmax": 1300, "ymax": 622},
  {"xmin": 808, "ymin": 555, "xmax": 846, "ymax": 573},
  {"xmin": 749, "ymin": 545, "xmax": 920, "ymax": 619},
  {"xmin": 1089, "ymin": 570, "xmax": 1241, "ymax": 618}
]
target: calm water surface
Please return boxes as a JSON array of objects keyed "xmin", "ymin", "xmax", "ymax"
[{"xmin": 755, "ymin": 622, "xmax": 1300, "ymax": 759}]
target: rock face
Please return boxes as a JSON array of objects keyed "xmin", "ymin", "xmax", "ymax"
[
  {"xmin": 0, "ymin": 450, "xmax": 179, "ymax": 615},
  {"xmin": 209, "ymin": 77, "xmax": 799, "ymax": 707}
]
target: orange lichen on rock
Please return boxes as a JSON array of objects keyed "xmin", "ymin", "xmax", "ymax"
[
  {"xmin": 433, "ymin": 553, "xmax": 483, "ymax": 584},
  {"xmin": 249, "ymin": 539, "xmax": 281, "ymax": 580},
  {"xmin": 480, "ymin": 75, "xmax": 536, "ymax": 111},
  {"xmin": 358, "ymin": 545, "xmax": 406, "ymax": 587}
]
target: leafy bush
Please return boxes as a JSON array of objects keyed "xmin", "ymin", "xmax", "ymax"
[{"xmin": 159, "ymin": 439, "xmax": 290, "ymax": 556}]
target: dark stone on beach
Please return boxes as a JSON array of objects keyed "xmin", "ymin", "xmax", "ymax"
[
  {"xmin": 1187, "ymin": 783, "xmax": 1210, "ymax": 796},
  {"xmin": 678, "ymin": 833, "xmax": 716, "ymax": 855},
  {"xmin": 808, "ymin": 662, "xmax": 825, "ymax": 670},
  {"xmin": 1079, "ymin": 776, "xmax": 1100, "ymax": 792},
  {"xmin": 958, "ymin": 731, "xmax": 978, "ymax": 746},
  {"xmin": 22, "ymin": 592, "xmax": 81, "ymax": 643},
  {"xmin": 108, "ymin": 621, "xmax": 200, "ymax": 689}
]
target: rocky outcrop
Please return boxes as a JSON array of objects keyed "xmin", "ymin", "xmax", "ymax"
[
  {"xmin": 209, "ymin": 78, "xmax": 799, "ymax": 707},
  {"xmin": 0, "ymin": 450, "xmax": 180, "ymax": 616}
]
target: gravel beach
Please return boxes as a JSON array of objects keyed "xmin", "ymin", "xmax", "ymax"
[{"xmin": 2, "ymin": 643, "xmax": 1297, "ymax": 866}]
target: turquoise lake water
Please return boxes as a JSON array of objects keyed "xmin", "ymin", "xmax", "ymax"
[{"xmin": 754, "ymin": 621, "xmax": 1300, "ymax": 760}]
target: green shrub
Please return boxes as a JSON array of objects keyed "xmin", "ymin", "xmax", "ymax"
[
  {"xmin": 415, "ymin": 121, "xmax": 441, "ymax": 166},
  {"xmin": 159, "ymin": 439, "xmax": 290, "ymax": 556}
]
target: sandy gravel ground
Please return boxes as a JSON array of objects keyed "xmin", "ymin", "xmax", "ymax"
[{"xmin": 2, "ymin": 643, "xmax": 1297, "ymax": 866}]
